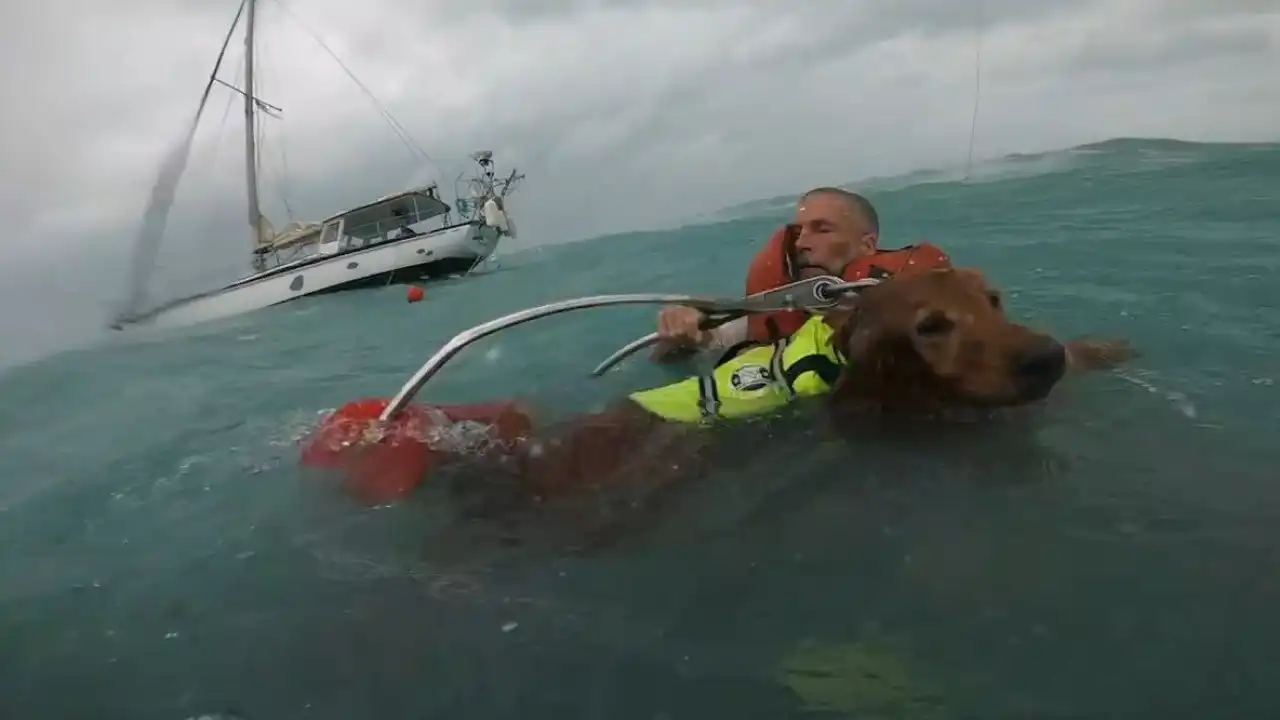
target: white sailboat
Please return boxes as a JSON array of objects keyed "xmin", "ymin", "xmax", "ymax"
[{"xmin": 110, "ymin": 0, "xmax": 523, "ymax": 332}]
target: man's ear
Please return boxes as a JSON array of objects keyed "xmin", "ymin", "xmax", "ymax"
[{"xmin": 857, "ymin": 231, "xmax": 878, "ymax": 256}]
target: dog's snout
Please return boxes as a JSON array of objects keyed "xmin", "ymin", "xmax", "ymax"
[{"xmin": 1014, "ymin": 338, "xmax": 1067, "ymax": 393}]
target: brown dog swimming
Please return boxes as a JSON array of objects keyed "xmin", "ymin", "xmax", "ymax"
[
  {"xmin": 826, "ymin": 267, "xmax": 1131, "ymax": 413},
  {"xmin": 302, "ymin": 267, "xmax": 1133, "ymax": 509}
]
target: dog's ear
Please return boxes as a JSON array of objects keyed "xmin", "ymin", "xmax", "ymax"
[
  {"xmin": 822, "ymin": 306, "xmax": 856, "ymax": 355},
  {"xmin": 825, "ymin": 304, "xmax": 881, "ymax": 367},
  {"xmin": 942, "ymin": 267, "xmax": 993, "ymax": 302}
]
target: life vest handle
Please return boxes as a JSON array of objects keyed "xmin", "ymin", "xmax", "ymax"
[{"xmin": 380, "ymin": 276, "xmax": 875, "ymax": 421}]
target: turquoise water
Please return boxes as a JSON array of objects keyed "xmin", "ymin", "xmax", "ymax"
[{"xmin": 3, "ymin": 137, "xmax": 1279, "ymax": 718}]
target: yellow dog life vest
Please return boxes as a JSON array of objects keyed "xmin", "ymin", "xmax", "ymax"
[{"xmin": 628, "ymin": 314, "xmax": 844, "ymax": 424}]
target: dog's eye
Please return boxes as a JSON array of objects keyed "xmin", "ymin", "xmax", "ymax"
[
  {"xmin": 914, "ymin": 311, "xmax": 955, "ymax": 338},
  {"xmin": 987, "ymin": 293, "xmax": 1002, "ymax": 309}
]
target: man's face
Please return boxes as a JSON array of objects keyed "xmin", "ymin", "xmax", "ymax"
[{"xmin": 791, "ymin": 193, "xmax": 877, "ymax": 276}]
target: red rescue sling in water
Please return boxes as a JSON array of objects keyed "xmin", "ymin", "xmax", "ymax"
[{"xmin": 300, "ymin": 397, "xmax": 533, "ymax": 505}]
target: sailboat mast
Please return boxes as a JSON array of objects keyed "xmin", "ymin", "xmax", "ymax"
[{"xmin": 243, "ymin": 0, "xmax": 264, "ymax": 268}]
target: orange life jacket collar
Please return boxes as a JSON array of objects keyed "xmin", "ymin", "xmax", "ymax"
[{"xmin": 743, "ymin": 224, "xmax": 952, "ymax": 343}]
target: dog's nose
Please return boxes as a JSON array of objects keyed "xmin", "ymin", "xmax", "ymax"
[{"xmin": 1014, "ymin": 338, "xmax": 1067, "ymax": 393}]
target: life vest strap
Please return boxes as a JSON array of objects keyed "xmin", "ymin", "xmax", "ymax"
[
  {"xmin": 697, "ymin": 372, "xmax": 721, "ymax": 418},
  {"xmin": 782, "ymin": 354, "xmax": 842, "ymax": 389},
  {"xmin": 714, "ymin": 339, "xmax": 761, "ymax": 367},
  {"xmin": 770, "ymin": 336, "xmax": 796, "ymax": 402},
  {"xmin": 699, "ymin": 335, "xmax": 829, "ymax": 421}
]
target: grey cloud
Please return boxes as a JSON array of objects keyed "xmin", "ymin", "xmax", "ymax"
[
  {"xmin": 438, "ymin": 0, "xmax": 1083, "ymax": 33},
  {"xmin": 1153, "ymin": 0, "xmax": 1280, "ymax": 20},
  {"xmin": 1073, "ymin": 22, "xmax": 1273, "ymax": 73},
  {"xmin": 1, "ymin": 0, "xmax": 249, "ymax": 259}
]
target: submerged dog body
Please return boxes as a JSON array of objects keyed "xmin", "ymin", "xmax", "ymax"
[{"xmin": 305, "ymin": 268, "xmax": 1132, "ymax": 508}]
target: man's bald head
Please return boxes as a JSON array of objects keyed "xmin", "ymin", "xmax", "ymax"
[
  {"xmin": 799, "ymin": 187, "xmax": 880, "ymax": 233},
  {"xmin": 792, "ymin": 187, "xmax": 880, "ymax": 276}
]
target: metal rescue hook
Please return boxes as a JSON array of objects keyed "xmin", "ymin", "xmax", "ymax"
[{"xmin": 378, "ymin": 275, "xmax": 881, "ymax": 421}]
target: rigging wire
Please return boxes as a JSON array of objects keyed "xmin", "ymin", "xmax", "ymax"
[
  {"xmin": 275, "ymin": 111, "xmax": 296, "ymax": 222},
  {"xmin": 255, "ymin": 25, "xmax": 267, "ymax": 219},
  {"xmin": 963, "ymin": 0, "xmax": 985, "ymax": 181},
  {"xmin": 213, "ymin": 50, "xmax": 245, "ymax": 151},
  {"xmin": 267, "ymin": 0, "xmax": 442, "ymax": 182},
  {"xmin": 251, "ymin": 8, "xmax": 296, "ymax": 222}
]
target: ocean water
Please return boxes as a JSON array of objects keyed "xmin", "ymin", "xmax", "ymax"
[{"xmin": 2, "ymin": 137, "xmax": 1278, "ymax": 719}]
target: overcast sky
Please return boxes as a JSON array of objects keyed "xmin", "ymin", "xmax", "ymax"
[{"xmin": 0, "ymin": 0, "xmax": 1277, "ymax": 367}]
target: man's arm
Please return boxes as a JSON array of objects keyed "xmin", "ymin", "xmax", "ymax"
[
  {"xmin": 707, "ymin": 316, "xmax": 749, "ymax": 349},
  {"xmin": 650, "ymin": 316, "xmax": 749, "ymax": 363}
]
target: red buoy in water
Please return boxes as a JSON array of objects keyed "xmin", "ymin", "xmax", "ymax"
[{"xmin": 406, "ymin": 285, "xmax": 425, "ymax": 303}]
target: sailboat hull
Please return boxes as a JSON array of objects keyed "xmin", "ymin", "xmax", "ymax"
[{"xmin": 115, "ymin": 222, "xmax": 499, "ymax": 331}]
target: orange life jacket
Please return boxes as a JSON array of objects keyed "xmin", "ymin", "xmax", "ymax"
[{"xmin": 743, "ymin": 224, "xmax": 953, "ymax": 343}]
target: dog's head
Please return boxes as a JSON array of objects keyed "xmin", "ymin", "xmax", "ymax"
[{"xmin": 825, "ymin": 267, "xmax": 1068, "ymax": 411}]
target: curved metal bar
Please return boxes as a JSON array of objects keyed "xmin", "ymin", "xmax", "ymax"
[
  {"xmin": 589, "ymin": 276, "xmax": 885, "ymax": 377},
  {"xmin": 378, "ymin": 275, "xmax": 880, "ymax": 421},
  {"xmin": 381, "ymin": 293, "xmax": 710, "ymax": 419},
  {"xmin": 591, "ymin": 331, "xmax": 661, "ymax": 376},
  {"xmin": 380, "ymin": 288, "xmax": 814, "ymax": 421}
]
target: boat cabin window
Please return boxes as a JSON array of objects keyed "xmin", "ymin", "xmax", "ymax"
[
  {"xmin": 320, "ymin": 220, "xmax": 342, "ymax": 245},
  {"xmin": 338, "ymin": 194, "xmax": 448, "ymax": 248},
  {"xmin": 344, "ymin": 215, "xmax": 409, "ymax": 247},
  {"xmin": 316, "ymin": 219, "xmax": 345, "ymax": 255}
]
